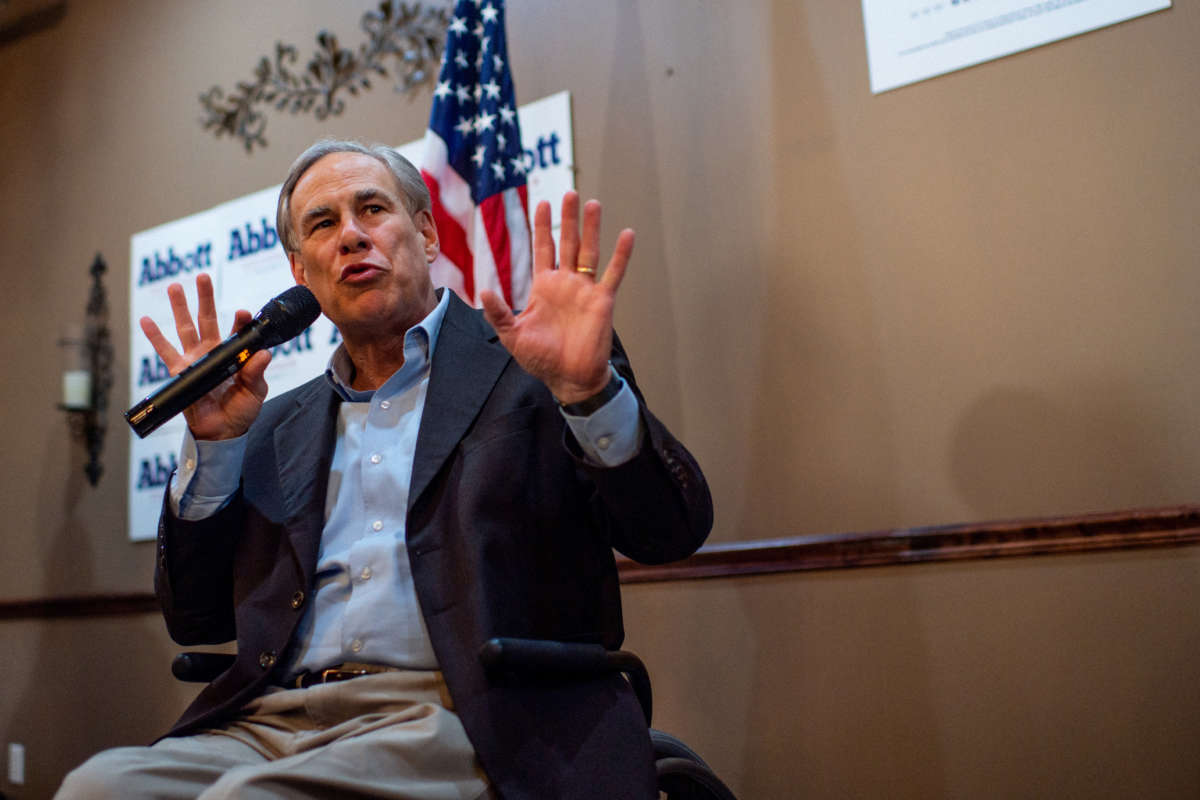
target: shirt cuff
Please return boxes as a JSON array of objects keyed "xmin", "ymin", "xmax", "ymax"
[
  {"xmin": 560, "ymin": 375, "xmax": 644, "ymax": 467},
  {"xmin": 169, "ymin": 428, "xmax": 248, "ymax": 520}
]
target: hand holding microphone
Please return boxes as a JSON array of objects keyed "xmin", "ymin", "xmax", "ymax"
[{"xmin": 126, "ymin": 274, "xmax": 321, "ymax": 439}]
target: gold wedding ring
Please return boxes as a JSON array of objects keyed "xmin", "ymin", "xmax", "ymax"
[{"xmin": 575, "ymin": 265, "xmax": 596, "ymax": 275}]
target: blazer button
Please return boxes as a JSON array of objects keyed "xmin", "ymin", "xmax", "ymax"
[
  {"xmin": 290, "ymin": 590, "xmax": 305, "ymax": 610},
  {"xmin": 258, "ymin": 651, "xmax": 277, "ymax": 670}
]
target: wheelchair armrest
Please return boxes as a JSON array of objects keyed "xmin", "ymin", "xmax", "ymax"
[
  {"xmin": 478, "ymin": 637, "xmax": 653, "ymax": 726},
  {"xmin": 172, "ymin": 651, "xmax": 236, "ymax": 683}
]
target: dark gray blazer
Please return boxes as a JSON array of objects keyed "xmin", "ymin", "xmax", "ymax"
[{"xmin": 154, "ymin": 291, "xmax": 712, "ymax": 799}]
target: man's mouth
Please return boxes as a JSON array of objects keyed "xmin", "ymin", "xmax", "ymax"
[{"xmin": 340, "ymin": 263, "xmax": 383, "ymax": 283}]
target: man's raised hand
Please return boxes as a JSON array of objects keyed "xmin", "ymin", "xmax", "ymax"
[
  {"xmin": 480, "ymin": 191, "xmax": 634, "ymax": 404},
  {"xmin": 139, "ymin": 273, "xmax": 271, "ymax": 440}
]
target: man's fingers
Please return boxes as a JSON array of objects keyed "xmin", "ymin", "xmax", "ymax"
[
  {"xmin": 532, "ymin": 201, "xmax": 556, "ymax": 274},
  {"xmin": 600, "ymin": 228, "xmax": 635, "ymax": 293},
  {"xmin": 195, "ymin": 273, "xmax": 220, "ymax": 343},
  {"xmin": 577, "ymin": 199, "xmax": 602, "ymax": 272},
  {"xmin": 479, "ymin": 289, "xmax": 515, "ymax": 334},
  {"xmin": 558, "ymin": 191, "xmax": 581, "ymax": 270},
  {"xmin": 229, "ymin": 309, "xmax": 253, "ymax": 337},
  {"xmin": 237, "ymin": 350, "xmax": 273, "ymax": 401},
  {"xmin": 139, "ymin": 316, "xmax": 183, "ymax": 373},
  {"xmin": 167, "ymin": 282, "xmax": 200, "ymax": 351}
]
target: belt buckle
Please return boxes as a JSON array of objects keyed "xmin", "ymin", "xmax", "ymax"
[{"xmin": 320, "ymin": 667, "xmax": 369, "ymax": 684}]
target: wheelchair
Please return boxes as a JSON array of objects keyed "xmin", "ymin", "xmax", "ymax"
[{"xmin": 173, "ymin": 638, "xmax": 737, "ymax": 799}]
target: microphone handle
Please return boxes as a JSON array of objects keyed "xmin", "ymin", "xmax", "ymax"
[{"xmin": 125, "ymin": 324, "xmax": 267, "ymax": 439}]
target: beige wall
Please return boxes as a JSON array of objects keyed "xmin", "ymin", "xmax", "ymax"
[
  {"xmin": 2, "ymin": 546, "xmax": 1197, "ymax": 798},
  {"xmin": 0, "ymin": 0, "xmax": 1197, "ymax": 796},
  {"xmin": 622, "ymin": 546, "xmax": 1200, "ymax": 799}
]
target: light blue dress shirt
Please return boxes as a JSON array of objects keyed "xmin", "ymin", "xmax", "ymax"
[{"xmin": 170, "ymin": 292, "xmax": 643, "ymax": 677}]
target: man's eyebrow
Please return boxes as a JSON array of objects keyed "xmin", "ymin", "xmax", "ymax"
[
  {"xmin": 354, "ymin": 187, "xmax": 394, "ymax": 205},
  {"xmin": 300, "ymin": 205, "xmax": 333, "ymax": 231}
]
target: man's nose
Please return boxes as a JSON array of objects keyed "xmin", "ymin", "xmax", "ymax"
[{"xmin": 337, "ymin": 218, "xmax": 369, "ymax": 254}]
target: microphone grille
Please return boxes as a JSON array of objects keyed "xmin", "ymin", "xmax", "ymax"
[{"xmin": 257, "ymin": 285, "xmax": 322, "ymax": 347}]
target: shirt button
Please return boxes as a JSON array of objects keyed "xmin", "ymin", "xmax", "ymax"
[
  {"xmin": 372, "ymin": 520, "xmax": 384, "ymax": 532},
  {"xmin": 184, "ymin": 458, "xmax": 196, "ymax": 471},
  {"xmin": 596, "ymin": 435, "xmax": 612, "ymax": 450},
  {"xmin": 360, "ymin": 566, "xmax": 372, "ymax": 581},
  {"xmin": 350, "ymin": 638, "xmax": 364, "ymax": 653},
  {"xmin": 380, "ymin": 400, "xmax": 390, "ymax": 410},
  {"xmin": 370, "ymin": 453, "xmax": 382, "ymax": 464},
  {"xmin": 258, "ymin": 651, "xmax": 277, "ymax": 670}
]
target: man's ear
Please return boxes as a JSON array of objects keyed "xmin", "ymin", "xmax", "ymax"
[
  {"xmin": 416, "ymin": 210, "xmax": 440, "ymax": 262},
  {"xmin": 288, "ymin": 252, "xmax": 308, "ymax": 286}
]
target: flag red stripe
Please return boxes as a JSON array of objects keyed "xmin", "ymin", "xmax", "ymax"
[
  {"xmin": 422, "ymin": 169, "xmax": 475, "ymax": 301},
  {"xmin": 480, "ymin": 193, "xmax": 513, "ymax": 306}
]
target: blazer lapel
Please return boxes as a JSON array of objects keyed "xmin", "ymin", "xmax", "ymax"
[
  {"xmin": 272, "ymin": 378, "xmax": 340, "ymax": 566},
  {"xmin": 409, "ymin": 292, "xmax": 511, "ymax": 511}
]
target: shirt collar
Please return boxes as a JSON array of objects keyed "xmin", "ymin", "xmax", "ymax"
[{"xmin": 324, "ymin": 289, "xmax": 451, "ymax": 401}]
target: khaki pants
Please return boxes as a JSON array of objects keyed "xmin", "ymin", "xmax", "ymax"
[{"xmin": 56, "ymin": 670, "xmax": 492, "ymax": 799}]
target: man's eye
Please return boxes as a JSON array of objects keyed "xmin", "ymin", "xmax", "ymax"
[{"xmin": 365, "ymin": 205, "xmax": 384, "ymax": 214}]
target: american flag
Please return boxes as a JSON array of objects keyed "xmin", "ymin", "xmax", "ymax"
[{"xmin": 421, "ymin": 0, "xmax": 531, "ymax": 310}]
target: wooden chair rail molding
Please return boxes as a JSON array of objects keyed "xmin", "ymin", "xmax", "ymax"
[
  {"xmin": 3, "ymin": 505, "xmax": 1199, "ymax": 619},
  {"xmin": 616, "ymin": 504, "xmax": 1200, "ymax": 583}
]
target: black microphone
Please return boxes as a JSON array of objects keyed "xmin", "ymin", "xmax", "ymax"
[{"xmin": 125, "ymin": 285, "xmax": 322, "ymax": 439}]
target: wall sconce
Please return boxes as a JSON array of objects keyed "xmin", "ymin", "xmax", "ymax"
[{"xmin": 57, "ymin": 254, "xmax": 113, "ymax": 486}]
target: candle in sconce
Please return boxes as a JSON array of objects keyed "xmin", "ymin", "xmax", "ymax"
[
  {"xmin": 63, "ymin": 369, "xmax": 92, "ymax": 409},
  {"xmin": 59, "ymin": 323, "xmax": 91, "ymax": 410}
]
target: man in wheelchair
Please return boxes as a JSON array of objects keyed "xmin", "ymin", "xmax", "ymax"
[{"xmin": 58, "ymin": 138, "xmax": 711, "ymax": 799}]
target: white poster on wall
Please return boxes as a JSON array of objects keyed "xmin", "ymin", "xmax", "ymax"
[
  {"xmin": 862, "ymin": 0, "xmax": 1171, "ymax": 93},
  {"xmin": 127, "ymin": 91, "xmax": 574, "ymax": 542}
]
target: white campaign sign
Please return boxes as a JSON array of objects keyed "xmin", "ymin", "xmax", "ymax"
[
  {"xmin": 862, "ymin": 0, "xmax": 1170, "ymax": 93},
  {"xmin": 127, "ymin": 91, "xmax": 574, "ymax": 541}
]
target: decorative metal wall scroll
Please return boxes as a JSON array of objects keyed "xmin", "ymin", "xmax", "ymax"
[
  {"xmin": 199, "ymin": 1, "xmax": 450, "ymax": 152},
  {"xmin": 59, "ymin": 254, "xmax": 114, "ymax": 486},
  {"xmin": 0, "ymin": 0, "xmax": 67, "ymax": 48}
]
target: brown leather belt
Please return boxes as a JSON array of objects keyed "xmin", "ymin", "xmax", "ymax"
[{"xmin": 290, "ymin": 663, "xmax": 400, "ymax": 689}]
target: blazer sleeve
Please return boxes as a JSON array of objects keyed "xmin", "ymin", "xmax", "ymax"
[
  {"xmin": 154, "ymin": 487, "xmax": 243, "ymax": 646},
  {"xmin": 567, "ymin": 341, "xmax": 713, "ymax": 565}
]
